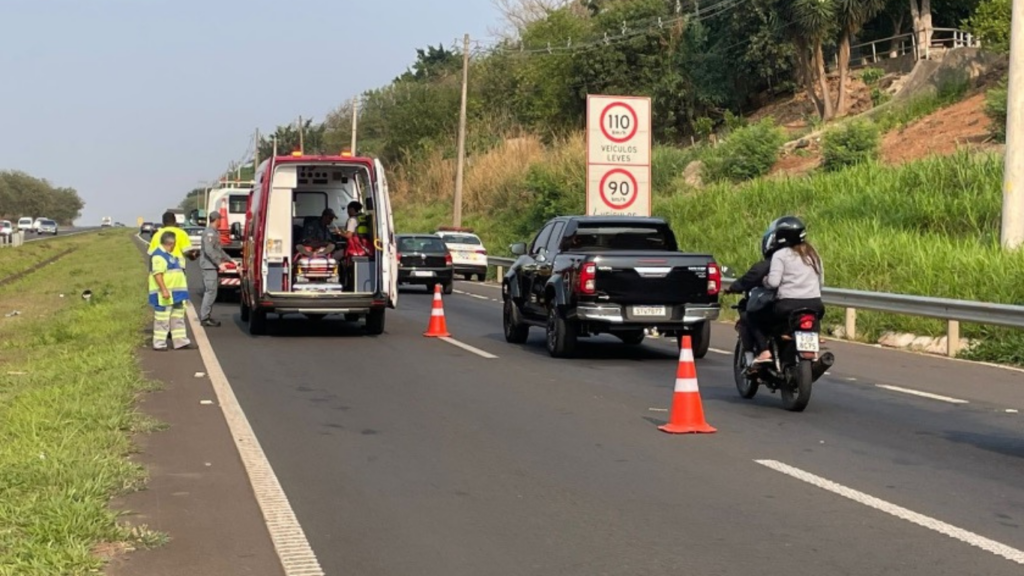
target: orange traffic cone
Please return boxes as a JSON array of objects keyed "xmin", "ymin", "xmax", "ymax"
[
  {"xmin": 218, "ymin": 199, "xmax": 230, "ymax": 244},
  {"xmin": 424, "ymin": 284, "xmax": 451, "ymax": 337},
  {"xmin": 659, "ymin": 335, "xmax": 716, "ymax": 434}
]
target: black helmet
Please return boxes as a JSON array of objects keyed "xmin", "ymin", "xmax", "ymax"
[
  {"xmin": 761, "ymin": 230, "xmax": 776, "ymax": 259},
  {"xmin": 769, "ymin": 216, "xmax": 807, "ymax": 250}
]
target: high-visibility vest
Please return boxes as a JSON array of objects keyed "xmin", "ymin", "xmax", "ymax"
[{"xmin": 356, "ymin": 214, "xmax": 370, "ymax": 235}]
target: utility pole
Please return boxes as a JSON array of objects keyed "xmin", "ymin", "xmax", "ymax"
[
  {"xmin": 350, "ymin": 97, "xmax": 359, "ymax": 154},
  {"xmin": 298, "ymin": 116, "xmax": 305, "ymax": 153},
  {"xmin": 1002, "ymin": 0, "xmax": 1024, "ymax": 249},
  {"xmin": 253, "ymin": 128, "xmax": 260, "ymax": 171},
  {"xmin": 453, "ymin": 33, "xmax": 470, "ymax": 228}
]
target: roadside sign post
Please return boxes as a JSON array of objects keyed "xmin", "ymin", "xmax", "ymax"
[{"xmin": 586, "ymin": 95, "xmax": 652, "ymax": 216}]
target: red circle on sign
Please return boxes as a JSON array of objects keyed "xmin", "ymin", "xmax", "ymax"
[
  {"xmin": 599, "ymin": 102, "xmax": 639, "ymax": 143},
  {"xmin": 599, "ymin": 168, "xmax": 639, "ymax": 210}
]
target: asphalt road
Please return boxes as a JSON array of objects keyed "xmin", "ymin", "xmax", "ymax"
[
  {"xmin": 189, "ymin": 272, "xmax": 1024, "ymax": 575},
  {"xmin": 21, "ymin": 225, "xmax": 102, "ymax": 242}
]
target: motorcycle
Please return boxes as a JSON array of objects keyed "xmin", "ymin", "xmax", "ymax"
[{"xmin": 731, "ymin": 302, "xmax": 835, "ymax": 412}]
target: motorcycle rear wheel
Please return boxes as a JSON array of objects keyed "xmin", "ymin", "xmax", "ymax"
[{"xmin": 781, "ymin": 359, "xmax": 813, "ymax": 412}]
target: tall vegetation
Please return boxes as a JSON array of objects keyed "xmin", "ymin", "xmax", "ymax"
[{"xmin": 0, "ymin": 171, "xmax": 85, "ymax": 224}]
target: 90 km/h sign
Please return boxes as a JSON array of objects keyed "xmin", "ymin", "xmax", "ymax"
[{"xmin": 586, "ymin": 95, "xmax": 651, "ymax": 216}]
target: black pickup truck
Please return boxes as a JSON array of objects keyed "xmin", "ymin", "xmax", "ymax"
[{"xmin": 502, "ymin": 216, "xmax": 721, "ymax": 358}]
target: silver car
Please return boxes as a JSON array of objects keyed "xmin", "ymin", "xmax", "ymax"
[{"xmin": 38, "ymin": 219, "xmax": 58, "ymax": 235}]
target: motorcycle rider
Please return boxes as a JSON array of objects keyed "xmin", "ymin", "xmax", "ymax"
[
  {"xmin": 750, "ymin": 216, "xmax": 825, "ymax": 364},
  {"xmin": 724, "ymin": 231, "xmax": 775, "ymax": 353}
]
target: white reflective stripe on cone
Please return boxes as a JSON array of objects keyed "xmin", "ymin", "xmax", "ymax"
[
  {"xmin": 432, "ymin": 308, "xmax": 445, "ymax": 316},
  {"xmin": 673, "ymin": 377, "xmax": 699, "ymax": 393},
  {"xmin": 677, "ymin": 347, "xmax": 694, "ymax": 362}
]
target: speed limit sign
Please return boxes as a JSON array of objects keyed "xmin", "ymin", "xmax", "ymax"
[
  {"xmin": 586, "ymin": 95, "xmax": 651, "ymax": 216},
  {"xmin": 587, "ymin": 165, "xmax": 650, "ymax": 216}
]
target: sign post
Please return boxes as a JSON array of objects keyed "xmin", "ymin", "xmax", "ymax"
[{"xmin": 586, "ymin": 95, "xmax": 652, "ymax": 216}]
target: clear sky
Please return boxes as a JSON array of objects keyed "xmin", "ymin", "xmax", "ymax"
[{"xmin": 0, "ymin": 0, "xmax": 499, "ymax": 226}]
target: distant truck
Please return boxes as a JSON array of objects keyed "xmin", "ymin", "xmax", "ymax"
[
  {"xmin": 101, "ymin": 217, "xmax": 112, "ymax": 227},
  {"xmin": 206, "ymin": 181, "xmax": 253, "ymax": 299}
]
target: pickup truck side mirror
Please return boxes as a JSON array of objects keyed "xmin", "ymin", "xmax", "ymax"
[{"xmin": 510, "ymin": 242, "xmax": 527, "ymax": 256}]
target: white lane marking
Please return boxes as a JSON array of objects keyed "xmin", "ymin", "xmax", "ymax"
[
  {"xmin": 756, "ymin": 459, "xmax": 1024, "ymax": 566},
  {"xmin": 453, "ymin": 289, "xmax": 491, "ymax": 301},
  {"xmin": 708, "ymin": 348, "xmax": 731, "ymax": 355},
  {"xmin": 457, "ymin": 281, "xmax": 501, "ymax": 290},
  {"xmin": 875, "ymin": 384, "xmax": 969, "ymax": 405},
  {"xmin": 185, "ymin": 304, "xmax": 324, "ymax": 576},
  {"xmin": 438, "ymin": 336, "xmax": 498, "ymax": 359}
]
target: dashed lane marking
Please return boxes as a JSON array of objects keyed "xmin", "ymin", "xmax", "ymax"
[
  {"xmin": 438, "ymin": 336, "xmax": 498, "ymax": 359},
  {"xmin": 756, "ymin": 459, "xmax": 1024, "ymax": 566},
  {"xmin": 874, "ymin": 384, "xmax": 969, "ymax": 405},
  {"xmin": 185, "ymin": 304, "xmax": 324, "ymax": 576}
]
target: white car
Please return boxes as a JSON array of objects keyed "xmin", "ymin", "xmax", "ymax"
[
  {"xmin": 434, "ymin": 229, "xmax": 488, "ymax": 281},
  {"xmin": 32, "ymin": 217, "xmax": 47, "ymax": 233},
  {"xmin": 184, "ymin": 226, "xmax": 204, "ymax": 247},
  {"xmin": 17, "ymin": 217, "xmax": 33, "ymax": 232},
  {"xmin": 0, "ymin": 221, "xmax": 12, "ymax": 236}
]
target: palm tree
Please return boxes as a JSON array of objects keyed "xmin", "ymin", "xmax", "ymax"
[{"xmin": 786, "ymin": 0, "xmax": 839, "ymax": 121}]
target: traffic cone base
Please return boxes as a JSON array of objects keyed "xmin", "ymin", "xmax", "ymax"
[
  {"xmin": 659, "ymin": 336, "xmax": 716, "ymax": 435},
  {"xmin": 424, "ymin": 284, "xmax": 451, "ymax": 337}
]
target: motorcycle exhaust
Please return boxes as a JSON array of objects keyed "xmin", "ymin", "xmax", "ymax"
[{"xmin": 811, "ymin": 352, "xmax": 835, "ymax": 380}]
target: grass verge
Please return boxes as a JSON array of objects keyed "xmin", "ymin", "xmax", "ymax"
[
  {"xmin": 0, "ymin": 234, "xmax": 102, "ymax": 284},
  {"xmin": 0, "ymin": 229, "xmax": 161, "ymax": 575}
]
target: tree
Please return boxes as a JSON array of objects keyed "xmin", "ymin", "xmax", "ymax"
[
  {"xmin": 909, "ymin": 0, "xmax": 933, "ymax": 57},
  {"xmin": 490, "ymin": 0, "xmax": 581, "ymax": 39},
  {"xmin": 965, "ymin": 0, "xmax": 1011, "ymax": 53},
  {"xmin": 836, "ymin": 0, "xmax": 887, "ymax": 115},
  {"xmin": 399, "ymin": 45, "xmax": 462, "ymax": 82},
  {"xmin": 0, "ymin": 171, "xmax": 85, "ymax": 224},
  {"xmin": 784, "ymin": 0, "xmax": 840, "ymax": 121}
]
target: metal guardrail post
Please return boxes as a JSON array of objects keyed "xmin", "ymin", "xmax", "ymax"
[
  {"xmin": 845, "ymin": 308, "xmax": 857, "ymax": 340},
  {"xmin": 947, "ymin": 321, "xmax": 958, "ymax": 355},
  {"xmin": 497, "ymin": 265, "xmax": 503, "ymax": 280}
]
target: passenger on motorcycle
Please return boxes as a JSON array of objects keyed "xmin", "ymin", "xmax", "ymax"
[
  {"xmin": 724, "ymin": 231, "xmax": 775, "ymax": 352},
  {"xmin": 749, "ymin": 216, "xmax": 825, "ymax": 364}
]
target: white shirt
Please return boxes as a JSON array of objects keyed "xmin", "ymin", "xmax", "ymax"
[{"xmin": 345, "ymin": 216, "xmax": 359, "ymax": 234}]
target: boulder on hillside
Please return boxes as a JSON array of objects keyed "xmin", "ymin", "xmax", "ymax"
[{"xmin": 682, "ymin": 160, "xmax": 704, "ymax": 188}]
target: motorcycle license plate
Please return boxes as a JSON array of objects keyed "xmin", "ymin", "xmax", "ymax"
[{"xmin": 795, "ymin": 331, "xmax": 819, "ymax": 352}]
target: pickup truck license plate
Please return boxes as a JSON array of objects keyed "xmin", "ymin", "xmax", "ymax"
[
  {"xmin": 795, "ymin": 331, "xmax": 819, "ymax": 352},
  {"xmin": 412, "ymin": 271, "xmax": 435, "ymax": 277},
  {"xmin": 632, "ymin": 305, "xmax": 667, "ymax": 317}
]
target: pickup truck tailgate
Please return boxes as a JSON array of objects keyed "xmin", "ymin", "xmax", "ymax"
[{"xmin": 591, "ymin": 253, "xmax": 714, "ymax": 306}]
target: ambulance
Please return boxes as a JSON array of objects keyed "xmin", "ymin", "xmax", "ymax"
[{"xmin": 239, "ymin": 151, "xmax": 397, "ymax": 335}]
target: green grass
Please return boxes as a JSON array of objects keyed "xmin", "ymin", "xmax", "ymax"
[
  {"xmin": 0, "ymin": 229, "xmax": 161, "ymax": 575},
  {"xmin": 0, "ymin": 234, "xmax": 102, "ymax": 283},
  {"xmin": 395, "ymin": 150, "xmax": 1024, "ymax": 365}
]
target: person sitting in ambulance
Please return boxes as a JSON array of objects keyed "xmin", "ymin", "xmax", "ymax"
[{"xmin": 297, "ymin": 208, "xmax": 343, "ymax": 260}]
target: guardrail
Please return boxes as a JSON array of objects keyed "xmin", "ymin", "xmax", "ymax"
[
  {"xmin": 486, "ymin": 256, "xmax": 1024, "ymax": 357},
  {"xmin": 0, "ymin": 231, "xmax": 25, "ymax": 248}
]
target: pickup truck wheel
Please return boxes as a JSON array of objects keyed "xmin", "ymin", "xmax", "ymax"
[
  {"xmin": 443, "ymin": 281, "xmax": 453, "ymax": 295},
  {"xmin": 365, "ymin": 308, "xmax": 385, "ymax": 335},
  {"xmin": 546, "ymin": 306, "xmax": 578, "ymax": 358},
  {"xmin": 618, "ymin": 330, "xmax": 645, "ymax": 345},
  {"xmin": 681, "ymin": 321, "xmax": 711, "ymax": 359},
  {"xmin": 503, "ymin": 298, "xmax": 529, "ymax": 344}
]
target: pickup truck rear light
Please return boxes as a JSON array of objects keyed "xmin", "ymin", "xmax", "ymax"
[
  {"xmin": 579, "ymin": 262, "xmax": 597, "ymax": 294},
  {"xmin": 707, "ymin": 263, "xmax": 721, "ymax": 295},
  {"xmin": 799, "ymin": 314, "xmax": 815, "ymax": 330},
  {"xmin": 445, "ymin": 253, "xmax": 453, "ymax": 266}
]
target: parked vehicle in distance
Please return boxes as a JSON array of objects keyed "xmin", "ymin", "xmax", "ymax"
[
  {"xmin": 114, "ymin": 222, "xmax": 125, "ymax": 227},
  {"xmin": 0, "ymin": 221, "xmax": 12, "ymax": 236},
  {"xmin": 140, "ymin": 222, "xmax": 155, "ymax": 236},
  {"xmin": 32, "ymin": 217, "xmax": 48, "ymax": 233},
  {"xmin": 502, "ymin": 216, "xmax": 721, "ymax": 358},
  {"xmin": 434, "ymin": 228, "xmax": 487, "ymax": 281},
  {"xmin": 17, "ymin": 217, "xmax": 33, "ymax": 232},
  {"xmin": 37, "ymin": 219, "xmax": 58, "ymax": 235},
  {"xmin": 397, "ymin": 234, "xmax": 454, "ymax": 294},
  {"xmin": 101, "ymin": 217, "xmax": 113, "ymax": 227},
  {"xmin": 184, "ymin": 226, "xmax": 204, "ymax": 247},
  {"xmin": 206, "ymin": 181, "xmax": 252, "ymax": 299}
]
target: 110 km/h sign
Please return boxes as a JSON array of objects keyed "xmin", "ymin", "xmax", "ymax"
[{"xmin": 586, "ymin": 95, "xmax": 652, "ymax": 216}]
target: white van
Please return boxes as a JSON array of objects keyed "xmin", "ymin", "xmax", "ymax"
[
  {"xmin": 240, "ymin": 152, "xmax": 397, "ymax": 335},
  {"xmin": 17, "ymin": 217, "xmax": 33, "ymax": 232}
]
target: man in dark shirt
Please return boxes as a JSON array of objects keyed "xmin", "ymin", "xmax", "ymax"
[
  {"xmin": 725, "ymin": 258, "xmax": 772, "ymax": 353},
  {"xmin": 297, "ymin": 208, "xmax": 343, "ymax": 259}
]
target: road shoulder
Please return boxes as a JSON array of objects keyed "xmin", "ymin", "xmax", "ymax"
[{"xmin": 105, "ymin": 335, "xmax": 284, "ymax": 576}]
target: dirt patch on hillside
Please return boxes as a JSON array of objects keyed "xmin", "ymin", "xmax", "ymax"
[
  {"xmin": 881, "ymin": 93, "xmax": 994, "ymax": 164},
  {"xmin": 748, "ymin": 77, "xmax": 874, "ymax": 137}
]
